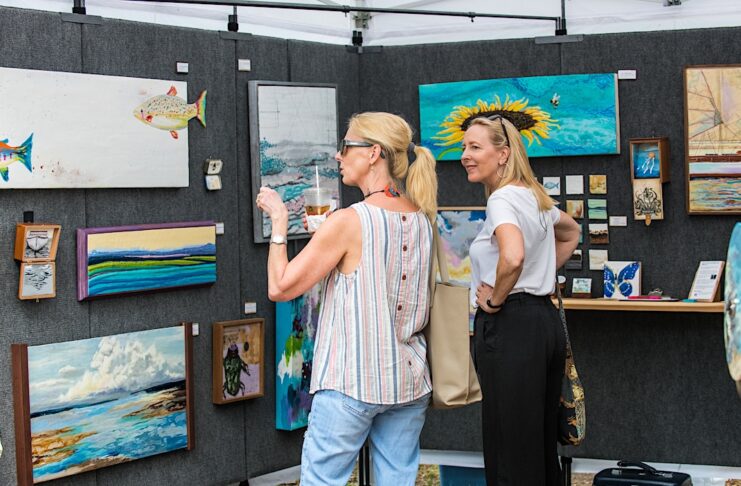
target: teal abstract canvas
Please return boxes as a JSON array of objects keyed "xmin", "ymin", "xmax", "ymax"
[
  {"xmin": 726, "ymin": 223, "xmax": 741, "ymax": 386},
  {"xmin": 419, "ymin": 73, "xmax": 619, "ymax": 160}
]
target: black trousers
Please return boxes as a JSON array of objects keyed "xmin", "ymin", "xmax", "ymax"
[{"xmin": 472, "ymin": 293, "xmax": 566, "ymax": 486}]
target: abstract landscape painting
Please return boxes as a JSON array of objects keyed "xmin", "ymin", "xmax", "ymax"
[
  {"xmin": 437, "ymin": 208, "xmax": 486, "ymax": 332},
  {"xmin": 685, "ymin": 65, "xmax": 741, "ymax": 214},
  {"xmin": 0, "ymin": 67, "xmax": 190, "ymax": 188},
  {"xmin": 419, "ymin": 73, "xmax": 619, "ymax": 160},
  {"xmin": 249, "ymin": 81, "xmax": 341, "ymax": 242},
  {"xmin": 275, "ymin": 283, "xmax": 321, "ymax": 430},
  {"xmin": 726, "ymin": 223, "xmax": 741, "ymax": 390},
  {"xmin": 12, "ymin": 325, "xmax": 193, "ymax": 485},
  {"xmin": 77, "ymin": 222, "xmax": 216, "ymax": 301}
]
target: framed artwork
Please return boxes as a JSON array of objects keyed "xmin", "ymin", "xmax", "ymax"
[
  {"xmin": 19, "ymin": 262, "xmax": 55, "ymax": 300},
  {"xmin": 437, "ymin": 207, "xmax": 487, "ymax": 332},
  {"xmin": 588, "ymin": 224, "xmax": 609, "ymax": 244},
  {"xmin": 589, "ymin": 175, "xmax": 607, "ymax": 194},
  {"xmin": 603, "ymin": 261, "xmax": 641, "ymax": 299},
  {"xmin": 565, "ymin": 249, "xmax": 583, "ymax": 270},
  {"xmin": 630, "ymin": 137, "xmax": 669, "ymax": 182},
  {"xmin": 566, "ymin": 200, "xmax": 584, "ymax": 219},
  {"xmin": 76, "ymin": 221, "xmax": 216, "ymax": 301},
  {"xmin": 419, "ymin": 73, "xmax": 620, "ymax": 160},
  {"xmin": 276, "ymin": 283, "xmax": 322, "ymax": 430},
  {"xmin": 565, "ymin": 175, "xmax": 584, "ymax": 195},
  {"xmin": 14, "ymin": 224, "xmax": 61, "ymax": 262},
  {"xmin": 685, "ymin": 65, "xmax": 741, "ymax": 214},
  {"xmin": 587, "ymin": 199, "xmax": 608, "ymax": 220},
  {"xmin": 0, "ymin": 67, "xmax": 193, "ymax": 188},
  {"xmin": 571, "ymin": 277, "xmax": 592, "ymax": 298},
  {"xmin": 542, "ymin": 176, "xmax": 561, "ymax": 196},
  {"xmin": 725, "ymin": 223, "xmax": 741, "ymax": 389},
  {"xmin": 212, "ymin": 318, "xmax": 264, "ymax": 404},
  {"xmin": 12, "ymin": 324, "xmax": 194, "ymax": 485},
  {"xmin": 589, "ymin": 249, "xmax": 609, "ymax": 271},
  {"xmin": 248, "ymin": 81, "xmax": 341, "ymax": 243},
  {"xmin": 632, "ymin": 178, "xmax": 664, "ymax": 222}
]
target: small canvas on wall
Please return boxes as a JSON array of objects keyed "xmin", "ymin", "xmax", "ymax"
[
  {"xmin": 0, "ymin": 67, "xmax": 195, "ymax": 188},
  {"xmin": 419, "ymin": 73, "xmax": 620, "ymax": 160},
  {"xmin": 276, "ymin": 283, "xmax": 322, "ymax": 430},
  {"xmin": 249, "ymin": 81, "xmax": 341, "ymax": 243},
  {"xmin": 685, "ymin": 65, "xmax": 741, "ymax": 214},
  {"xmin": 12, "ymin": 324, "xmax": 194, "ymax": 485},
  {"xmin": 212, "ymin": 319, "xmax": 264, "ymax": 404},
  {"xmin": 77, "ymin": 221, "xmax": 216, "ymax": 301},
  {"xmin": 19, "ymin": 262, "xmax": 55, "ymax": 300}
]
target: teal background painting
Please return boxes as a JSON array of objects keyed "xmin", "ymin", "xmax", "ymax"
[{"xmin": 419, "ymin": 73, "xmax": 620, "ymax": 160}]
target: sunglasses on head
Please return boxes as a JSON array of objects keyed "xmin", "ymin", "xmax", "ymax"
[
  {"xmin": 486, "ymin": 115, "xmax": 510, "ymax": 147},
  {"xmin": 337, "ymin": 139, "xmax": 386, "ymax": 158}
]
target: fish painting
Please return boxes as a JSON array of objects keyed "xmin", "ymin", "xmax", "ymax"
[
  {"xmin": 0, "ymin": 134, "xmax": 33, "ymax": 182},
  {"xmin": 133, "ymin": 86, "xmax": 206, "ymax": 139}
]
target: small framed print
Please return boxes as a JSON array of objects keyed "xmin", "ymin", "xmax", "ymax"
[
  {"xmin": 566, "ymin": 200, "xmax": 584, "ymax": 219},
  {"xmin": 571, "ymin": 277, "xmax": 592, "ymax": 298},
  {"xmin": 589, "ymin": 175, "xmax": 607, "ymax": 194},
  {"xmin": 630, "ymin": 137, "xmax": 669, "ymax": 182},
  {"xmin": 19, "ymin": 262, "xmax": 56, "ymax": 300},
  {"xmin": 14, "ymin": 223, "xmax": 61, "ymax": 262},
  {"xmin": 212, "ymin": 318, "xmax": 264, "ymax": 404},
  {"xmin": 542, "ymin": 176, "xmax": 561, "ymax": 196}
]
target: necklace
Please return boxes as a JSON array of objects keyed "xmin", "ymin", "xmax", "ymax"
[{"xmin": 364, "ymin": 184, "xmax": 400, "ymax": 199}]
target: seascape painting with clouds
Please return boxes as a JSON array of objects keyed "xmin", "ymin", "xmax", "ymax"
[{"xmin": 21, "ymin": 325, "xmax": 190, "ymax": 483}]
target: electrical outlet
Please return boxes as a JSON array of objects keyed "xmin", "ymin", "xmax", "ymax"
[{"xmin": 204, "ymin": 158, "xmax": 223, "ymax": 175}]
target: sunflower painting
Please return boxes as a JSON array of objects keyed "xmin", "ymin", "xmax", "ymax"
[{"xmin": 419, "ymin": 73, "xmax": 620, "ymax": 160}]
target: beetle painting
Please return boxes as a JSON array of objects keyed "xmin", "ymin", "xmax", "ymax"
[{"xmin": 212, "ymin": 319, "xmax": 264, "ymax": 404}]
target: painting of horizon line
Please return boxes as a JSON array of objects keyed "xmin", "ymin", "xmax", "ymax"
[
  {"xmin": 276, "ymin": 283, "xmax": 321, "ymax": 430},
  {"xmin": 77, "ymin": 222, "xmax": 216, "ymax": 301},
  {"xmin": 249, "ymin": 81, "xmax": 341, "ymax": 243},
  {"xmin": 437, "ymin": 208, "xmax": 486, "ymax": 332},
  {"xmin": 12, "ymin": 325, "xmax": 192, "ymax": 485},
  {"xmin": 419, "ymin": 73, "xmax": 620, "ymax": 160},
  {"xmin": 685, "ymin": 65, "xmax": 741, "ymax": 214},
  {"xmin": 0, "ymin": 66, "xmax": 189, "ymax": 188}
]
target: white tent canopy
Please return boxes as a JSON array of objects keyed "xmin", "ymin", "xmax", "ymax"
[{"xmin": 3, "ymin": 0, "xmax": 741, "ymax": 45}]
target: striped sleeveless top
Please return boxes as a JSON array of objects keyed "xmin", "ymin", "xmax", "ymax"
[{"xmin": 310, "ymin": 202, "xmax": 433, "ymax": 404}]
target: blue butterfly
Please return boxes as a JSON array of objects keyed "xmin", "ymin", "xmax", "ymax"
[{"xmin": 604, "ymin": 262, "xmax": 640, "ymax": 298}]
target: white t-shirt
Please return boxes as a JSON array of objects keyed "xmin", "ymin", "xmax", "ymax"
[{"xmin": 469, "ymin": 185, "xmax": 561, "ymax": 306}]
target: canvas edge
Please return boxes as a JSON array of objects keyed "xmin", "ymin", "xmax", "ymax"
[{"xmin": 12, "ymin": 344, "xmax": 33, "ymax": 486}]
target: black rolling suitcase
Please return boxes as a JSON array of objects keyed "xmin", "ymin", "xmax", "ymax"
[{"xmin": 593, "ymin": 461, "xmax": 692, "ymax": 485}]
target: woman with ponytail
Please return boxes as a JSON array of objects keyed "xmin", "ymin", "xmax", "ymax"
[
  {"xmin": 257, "ymin": 112, "xmax": 438, "ymax": 486},
  {"xmin": 462, "ymin": 115, "xmax": 580, "ymax": 485}
]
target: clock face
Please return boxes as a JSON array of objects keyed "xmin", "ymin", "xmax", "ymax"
[{"xmin": 25, "ymin": 229, "xmax": 53, "ymax": 259}]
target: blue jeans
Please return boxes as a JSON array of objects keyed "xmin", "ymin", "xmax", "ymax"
[{"xmin": 300, "ymin": 389, "xmax": 430, "ymax": 486}]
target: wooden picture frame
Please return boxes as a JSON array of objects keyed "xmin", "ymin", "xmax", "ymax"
[
  {"xmin": 18, "ymin": 262, "xmax": 56, "ymax": 300},
  {"xmin": 76, "ymin": 221, "xmax": 216, "ymax": 301},
  {"xmin": 684, "ymin": 65, "xmax": 741, "ymax": 215},
  {"xmin": 14, "ymin": 223, "xmax": 61, "ymax": 262},
  {"xmin": 630, "ymin": 137, "xmax": 670, "ymax": 183},
  {"xmin": 12, "ymin": 323, "xmax": 194, "ymax": 485},
  {"xmin": 212, "ymin": 318, "xmax": 264, "ymax": 404},
  {"xmin": 248, "ymin": 80, "xmax": 341, "ymax": 243}
]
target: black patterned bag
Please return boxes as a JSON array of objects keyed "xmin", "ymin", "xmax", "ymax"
[{"xmin": 555, "ymin": 282, "xmax": 586, "ymax": 446}]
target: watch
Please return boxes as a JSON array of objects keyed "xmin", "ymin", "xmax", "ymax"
[{"xmin": 270, "ymin": 234, "xmax": 287, "ymax": 245}]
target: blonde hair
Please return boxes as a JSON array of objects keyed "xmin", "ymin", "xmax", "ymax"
[
  {"xmin": 348, "ymin": 112, "xmax": 438, "ymax": 221},
  {"xmin": 468, "ymin": 116, "xmax": 555, "ymax": 211}
]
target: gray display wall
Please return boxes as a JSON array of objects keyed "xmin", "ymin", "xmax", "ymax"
[{"xmin": 0, "ymin": 6, "xmax": 738, "ymax": 485}]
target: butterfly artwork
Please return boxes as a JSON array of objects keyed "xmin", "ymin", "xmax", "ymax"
[{"xmin": 603, "ymin": 261, "xmax": 641, "ymax": 299}]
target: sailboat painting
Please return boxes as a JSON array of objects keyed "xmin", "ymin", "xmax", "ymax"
[{"xmin": 685, "ymin": 65, "xmax": 741, "ymax": 214}]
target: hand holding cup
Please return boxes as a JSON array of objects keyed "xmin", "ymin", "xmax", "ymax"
[{"xmin": 303, "ymin": 187, "xmax": 332, "ymax": 233}]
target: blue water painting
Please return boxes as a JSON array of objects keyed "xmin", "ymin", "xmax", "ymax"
[
  {"xmin": 275, "ymin": 284, "xmax": 321, "ymax": 430},
  {"xmin": 689, "ymin": 178, "xmax": 741, "ymax": 212},
  {"xmin": 27, "ymin": 326, "xmax": 189, "ymax": 482},
  {"xmin": 633, "ymin": 142, "xmax": 661, "ymax": 178},
  {"xmin": 726, "ymin": 223, "xmax": 741, "ymax": 383},
  {"xmin": 419, "ymin": 73, "xmax": 619, "ymax": 160}
]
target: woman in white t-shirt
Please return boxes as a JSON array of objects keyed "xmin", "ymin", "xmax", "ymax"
[{"xmin": 462, "ymin": 115, "xmax": 580, "ymax": 486}]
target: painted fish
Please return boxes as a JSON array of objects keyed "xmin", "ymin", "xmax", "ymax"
[
  {"xmin": 0, "ymin": 134, "xmax": 33, "ymax": 182},
  {"xmin": 133, "ymin": 86, "xmax": 206, "ymax": 139}
]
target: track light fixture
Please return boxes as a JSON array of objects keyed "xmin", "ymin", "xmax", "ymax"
[
  {"xmin": 352, "ymin": 30, "xmax": 363, "ymax": 47},
  {"xmin": 72, "ymin": 0, "xmax": 86, "ymax": 15},
  {"xmin": 228, "ymin": 6, "xmax": 238, "ymax": 32}
]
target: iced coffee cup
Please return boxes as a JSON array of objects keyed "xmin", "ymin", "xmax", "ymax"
[{"xmin": 304, "ymin": 187, "xmax": 332, "ymax": 233}]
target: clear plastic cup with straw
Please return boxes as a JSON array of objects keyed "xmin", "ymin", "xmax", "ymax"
[{"xmin": 304, "ymin": 166, "xmax": 332, "ymax": 233}]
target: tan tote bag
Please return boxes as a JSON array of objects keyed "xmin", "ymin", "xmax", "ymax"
[{"xmin": 424, "ymin": 230, "xmax": 482, "ymax": 409}]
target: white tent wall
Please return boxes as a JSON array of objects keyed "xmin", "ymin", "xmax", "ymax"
[{"xmin": 2, "ymin": 0, "xmax": 741, "ymax": 45}]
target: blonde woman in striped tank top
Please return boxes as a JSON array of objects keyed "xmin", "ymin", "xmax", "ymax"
[{"xmin": 256, "ymin": 112, "xmax": 438, "ymax": 486}]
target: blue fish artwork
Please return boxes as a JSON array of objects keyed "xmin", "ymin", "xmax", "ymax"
[
  {"xmin": 633, "ymin": 143, "xmax": 661, "ymax": 178},
  {"xmin": 604, "ymin": 261, "xmax": 641, "ymax": 299},
  {"xmin": 0, "ymin": 134, "xmax": 33, "ymax": 182}
]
